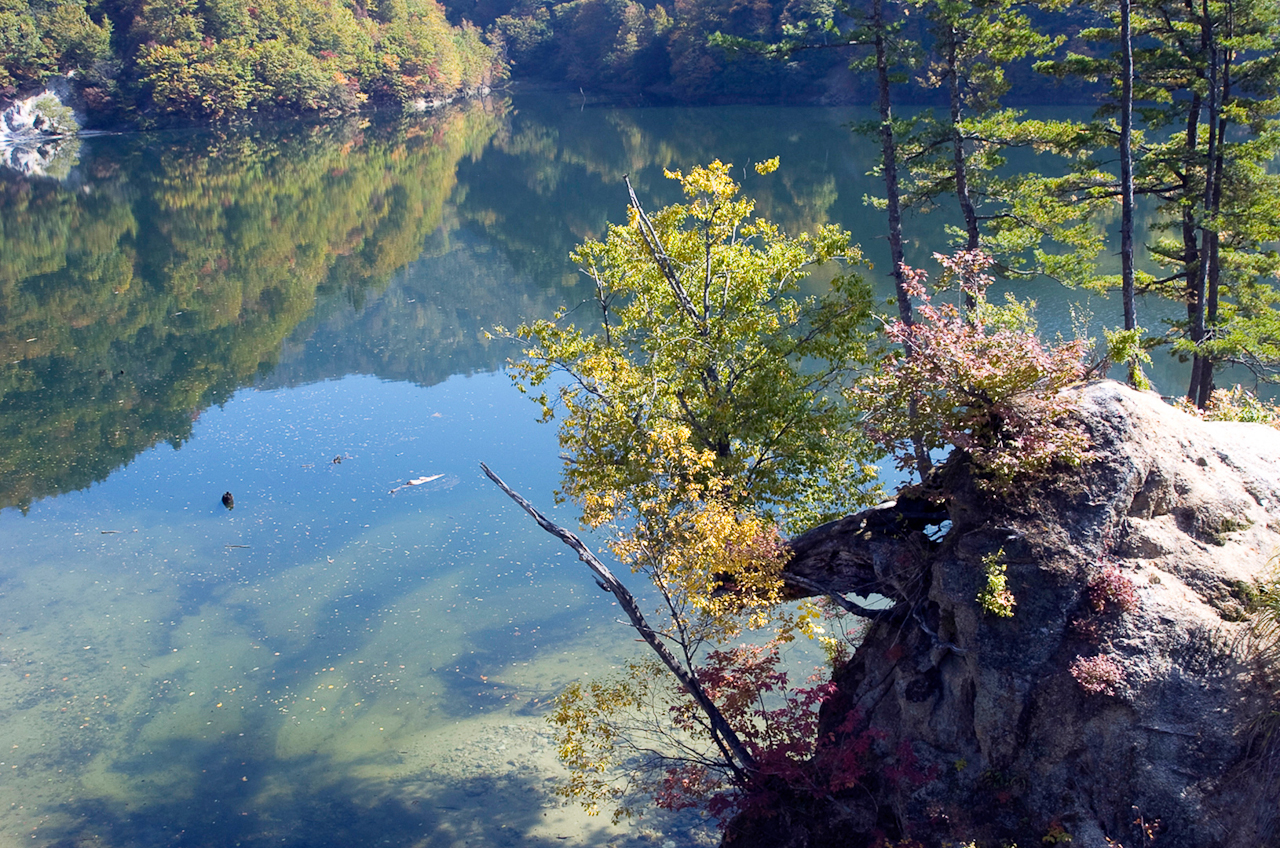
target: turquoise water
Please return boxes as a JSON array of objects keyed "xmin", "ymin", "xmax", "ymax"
[
  {"xmin": 0, "ymin": 99, "xmax": 704, "ymax": 846},
  {"xmin": 0, "ymin": 365, "xmax": 668, "ymax": 846}
]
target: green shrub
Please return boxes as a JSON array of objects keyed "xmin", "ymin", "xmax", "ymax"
[{"xmin": 977, "ymin": 548, "xmax": 1016, "ymax": 618}]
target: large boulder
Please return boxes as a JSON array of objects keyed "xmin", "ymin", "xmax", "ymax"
[
  {"xmin": 0, "ymin": 75, "xmax": 85, "ymax": 177},
  {"xmin": 747, "ymin": 380, "xmax": 1280, "ymax": 847}
]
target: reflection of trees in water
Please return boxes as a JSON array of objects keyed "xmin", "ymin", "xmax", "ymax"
[
  {"xmin": 0, "ymin": 103, "xmax": 504, "ymax": 513},
  {"xmin": 449, "ymin": 96, "xmax": 946, "ymax": 290},
  {"xmin": 0, "ymin": 95, "xmax": 968, "ymax": 513},
  {"xmin": 262, "ymin": 100, "xmax": 910, "ymax": 391},
  {"xmin": 0, "ymin": 134, "xmax": 83, "ymax": 179},
  {"xmin": 260, "ymin": 225, "xmax": 593, "ymax": 389}
]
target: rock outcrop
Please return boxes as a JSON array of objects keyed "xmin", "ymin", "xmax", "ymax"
[
  {"xmin": 748, "ymin": 380, "xmax": 1280, "ymax": 847},
  {"xmin": 0, "ymin": 75, "xmax": 84, "ymax": 177}
]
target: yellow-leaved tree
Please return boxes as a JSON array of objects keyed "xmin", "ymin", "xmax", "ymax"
[{"xmin": 490, "ymin": 159, "xmax": 884, "ymax": 822}]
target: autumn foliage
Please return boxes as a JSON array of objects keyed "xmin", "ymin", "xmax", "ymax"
[
  {"xmin": 854, "ymin": 250, "xmax": 1089, "ymax": 489},
  {"xmin": 551, "ymin": 642, "xmax": 880, "ymax": 824},
  {"xmin": 0, "ymin": 0, "xmax": 503, "ymax": 120},
  {"xmin": 504, "ymin": 161, "xmax": 887, "ymax": 824},
  {"xmin": 512, "ymin": 169, "xmax": 1094, "ymax": 830}
]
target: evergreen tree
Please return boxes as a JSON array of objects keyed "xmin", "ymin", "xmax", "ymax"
[
  {"xmin": 900, "ymin": 0, "xmax": 1061, "ymax": 264},
  {"xmin": 1042, "ymin": 0, "xmax": 1280, "ymax": 401}
]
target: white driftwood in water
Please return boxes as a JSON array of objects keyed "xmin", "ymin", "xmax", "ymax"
[{"xmin": 389, "ymin": 473, "xmax": 445, "ymax": 495}]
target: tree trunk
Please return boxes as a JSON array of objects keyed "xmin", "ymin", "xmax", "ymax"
[
  {"xmin": 1181, "ymin": 91, "xmax": 1204, "ymax": 400},
  {"xmin": 1188, "ymin": 11, "xmax": 1218, "ymax": 407},
  {"xmin": 1120, "ymin": 0, "xmax": 1137, "ymax": 335},
  {"xmin": 480, "ymin": 463, "xmax": 759, "ymax": 780},
  {"xmin": 1197, "ymin": 51, "xmax": 1231, "ymax": 408},
  {"xmin": 948, "ymin": 25, "xmax": 980, "ymax": 313},
  {"xmin": 948, "ymin": 33, "xmax": 979, "ymax": 254},
  {"xmin": 873, "ymin": 0, "xmax": 930, "ymax": 477},
  {"xmin": 876, "ymin": 0, "xmax": 911, "ymax": 331}
]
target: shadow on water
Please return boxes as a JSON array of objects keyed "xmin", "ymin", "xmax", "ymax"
[
  {"xmin": 45, "ymin": 746, "xmax": 605, "ymax": 848},
  {"xmin": 435, "ymin": 652, "xmax": 558, "ymax": 718},
  {"xmin": 429, "ymin": 601, "xmax": 626, "ymax": 719}
]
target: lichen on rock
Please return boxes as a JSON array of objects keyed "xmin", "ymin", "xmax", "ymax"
[{"xmin": 747, "ymin": 380, "xmax": 1280, "ymax": 848}]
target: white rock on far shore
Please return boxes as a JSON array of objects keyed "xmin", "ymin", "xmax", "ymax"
[{"xmin": 0, "ymin": 75, "xmax": 86, "ymax": 178}]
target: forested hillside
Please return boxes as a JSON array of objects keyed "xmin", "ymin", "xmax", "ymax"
[
  {"xmin": 0, "ymin": 0, "xmax": 1107, "ymax": 125},
  {"xmin": 441, "ymin": 0, "xmax": 1094, "ymax": 104},
  {"xmin": 477, "ymin": 0, "xmax": 837, "ymax": 102},
  {"xmin": 0, "ymin": 0, "xmax": 503, "ymax": 121}
]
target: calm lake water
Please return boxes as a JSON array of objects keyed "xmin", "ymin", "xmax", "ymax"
[{"xmin": 0, "ymin": 91, "xmax": 1197, "ymax": 848}]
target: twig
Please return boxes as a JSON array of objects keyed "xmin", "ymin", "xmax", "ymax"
[
  {"xmin": 480, "ymin": 462, "xmax": 758, "ymax": 778},
  {"xmin": 624, "ymin": 175, "xmax": 702, "ymax": 328},
  {"xmin": 913, "ymin": 605, "xmax": 968, "ymax": 656}
]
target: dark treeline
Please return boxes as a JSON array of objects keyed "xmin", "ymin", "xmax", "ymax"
[
  {"xmin": 458, "ymin": 0, "xmax": 1096, "ymax": 104},
  {"xmin": 1, "ymin": 0, "xmax": 1105, "ymax": 124}
]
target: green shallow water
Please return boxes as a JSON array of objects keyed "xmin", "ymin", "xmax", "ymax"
[{"xmin": 0, "ymin": 371, "xmax": 686, "ymax": 847}]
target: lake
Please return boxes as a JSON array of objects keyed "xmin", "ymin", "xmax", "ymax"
[{"xmin": 0, "ymin": 90, "xmax": 1196, "ymax": 848}]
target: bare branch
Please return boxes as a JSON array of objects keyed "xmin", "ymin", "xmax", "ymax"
[
  {"xmin": 480, "ymin": 462, "xmax": 758, "ymax": 779},
  {"xmin": 624, "ymin": 174, "xmax": 702, "ymax": 329}
]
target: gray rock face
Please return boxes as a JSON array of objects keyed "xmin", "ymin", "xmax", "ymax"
[
  {"xmin": 750, "ymin": 381, "xmax": 1280, "ymax": 848},
  {"xmin": 0, "ymin": 75, "xmax": 84, "ymax": 177}
]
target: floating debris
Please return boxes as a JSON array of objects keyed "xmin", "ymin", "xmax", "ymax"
[{"xmin": 389, "ymin": 473, "xmax": 452, "ymax": 495}]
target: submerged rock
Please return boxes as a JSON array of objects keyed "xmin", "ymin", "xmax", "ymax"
[{"xmin": 753, "ymin": 381, "xmax": 1280, "ymax": 848}]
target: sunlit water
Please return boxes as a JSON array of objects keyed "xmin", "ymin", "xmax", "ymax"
[
  {"xmin": 0, "ymin": 367, "xmax": 696, "ymax": 846},
  {"xmin": 0, "ymin": 90, "xmax": 1220, "ymax": 848}
]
